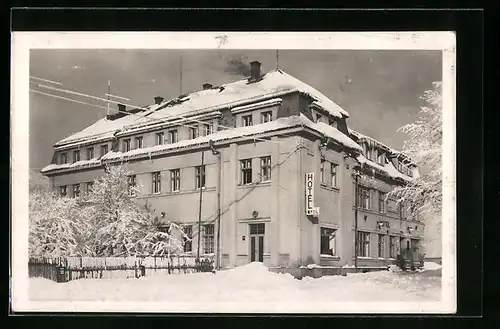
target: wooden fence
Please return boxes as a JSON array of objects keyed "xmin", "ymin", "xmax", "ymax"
[{"xmin": 28, "ymin": 255, "xmax": 214, "ymax": 283}]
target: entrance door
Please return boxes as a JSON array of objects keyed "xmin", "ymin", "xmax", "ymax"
[{"xmin": 249, "ymin": 223, "xmax": 265, "ymax": 263}]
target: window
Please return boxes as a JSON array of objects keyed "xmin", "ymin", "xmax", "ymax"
[
  {"xmin": 365, "ymin": 146, "xmax": 373, "ymax": 161},
  {"xmin": 204, "ymin": 224, "xmax": 215, "ymax": 254},
  {"xmin": 169, "ymin": 130, "xmax": 178, "ymax": 143},
  {"xmin": 315, "ymin": 112, "xmax": 322, "ymax": 123},
  {"xmin": 87, "ymin": 147, "xmax": 94, "ymax": 160},
  {"xmin": 151, "ymin": 172, "xmax": 161, "ymax": 194},
  {"xmin": 189, "ymin": 127, "xmax": 199, "ymax": 139},
  {"xmin": 390, "ymin": 236, "xmax": 398, "ymax": 258},
  {"xmin": 72, "ymin": 184, "xmax": 80, "ymax": 198},
  {"xmin": 357, "ymin": 232, "xmax": 370, "ymax": 257},
  {"xmin": 73, "ymin": 150, "xmax": 80, "ymax": 163},
  {"xmin": 195, "ymin": 165, "xmax": 206, "ymax": 189},
  {"xmin": 240, "ymin": 159, "xmax": 252, "ymax": 184},
  {"xmin": 387, "ymin": 198, "xmax": 398, "ymax": 213},
  {"xmin": 135, "ymin": 136, "xmax": 143, "ymax": 149},
  {"xmin": 330, "ymin": 163, "xmax": 338, "ymax": 187},
  {"xmin": 59, "ymin": 186, "xmax": 67, "ymax": 197},
  {"xmin": 329, "ymin": 119, "xmax": 338, "ymax": 128},
  {"xmin": 60, "ymin": 153, "xmax": 68, "ymax": 164},
  {"xmin": 379, "ymin": 192, "xmax": 387, "ymax": 213},
  {"xmin": 183, "ymin": 225, "xmax": 193, "ymax": 253},
  {"xmin": 242, "ymin": 115, "xmax": 253, "ymax": 127},
  {"xmin": 86, "ymin": 182, "xmax": 94, "ymax": 193},
  {"xmin": 261, "ymin": 111, "xmax": 272, "ymax": 123},
  {"xmin": 249, "ymin": 223, "xmax": 265, "ymax": 234},
  {"xmin": 378, "ymin": 234, "xmax": 385, "ymax": 258},
  {"xmin": 260, "ymin": 156, "xmax": 271, "ymax": 181},
  {"xmin": 128, "ymin": 175, "xmax": 137, "ymax": 196},
  {"xmin": 320, "ymin": 227, "xmax": 337, "ymax": 256},
  {"xmin": 101, "ymin": 144, "xmax": 108, "ymax": 156},
  {"xmin": 357, "ymin": 186, "xmax": 371, "ymax": 209},
  {"xmin": 170, "ymin": 169, "xmax": 180, "ymax": 192},
  {"xmin": 377, "ymin": 150, "xmax": 385, "ymax": 165},
  {"xmin": 122, "ymin": 139, "xmax": 131, "ymax": 152},
  {"xmin": 155, "ymin": 132, "xmax": 164, "ymax": 146},
  {"xmin": 320, "ymin": 158, "xmax": 326, "ymax": 184},
  {"xmin": 399, "ymin": 201, "xmax": 406, "ymax": 219},
  {"xmin": 204, "ymin": 124, "xmax": 213, "ymax": 136}
]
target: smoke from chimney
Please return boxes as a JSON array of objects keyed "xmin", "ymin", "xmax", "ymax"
[{"xmin": 224, "ymin": 56, "xmax": 251, "ymax": 77}]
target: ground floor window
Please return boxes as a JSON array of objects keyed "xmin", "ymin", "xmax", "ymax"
[
  {"xmin": 320, "ymin": 227, "xmax": 337, "ymax": 256},
  {"xmin": 183, "ymin": 225, "xmax": 192, "ymax": 252},
  {"xmin": 390, "ymin": 236, "xmax": 398, "ymax": 258},
  {"xmin": 357, "ymin": 231, "xmax": 370, "ymax": 257},
  {"xmin": 204, "ymin": 224, "xmax": 214, "ymax": 254},
  {"xmin": 378, "ymin": 234, "xmax": 385, "ymax": 258}
]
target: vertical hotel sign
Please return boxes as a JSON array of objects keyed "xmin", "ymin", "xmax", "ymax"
[{"xmin": 305, "ymin": 172, "xmax": 320, "ymax": 216}]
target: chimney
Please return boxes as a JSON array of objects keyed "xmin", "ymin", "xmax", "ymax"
[
  {"xmin": 202, "ymin": 83, "xmax": 213, "ymax": 90},
  {"xmin": 154, "ymin": 96, "xmax": 164, "ymax": 105},
  {"xmin": 117, "ymin": 103, "xmax": 126, "ymax": 112},
  {"xmin": 250, "ymin": 61, "xmax": 261, "ymax": 80}
]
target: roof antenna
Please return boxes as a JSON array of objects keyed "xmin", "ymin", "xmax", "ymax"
[
  {"xmin": 180, "ymin": 55, "xmax": 183, "ymax": 95},
  {"xmin": 107, "ymin": 80, "xmax": 111, "ymax": 117}
]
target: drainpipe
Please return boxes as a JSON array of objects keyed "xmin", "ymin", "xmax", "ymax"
[
  {"xmin": 354, "ymin": 171, "xmax": 359, "ymax": 271},
  {"xmin": 209, "ymin": 140, "xmax": 222, "ymax": 270},
  {"xmin": 196, "ymin": 150, "xmax": 205, "ymax": 261}
]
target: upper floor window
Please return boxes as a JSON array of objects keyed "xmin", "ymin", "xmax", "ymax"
[
  {"xmin": 128, "ymin": 175, "xmax": 137, "ymax": 196},
  {"xmin": 242, "ymin": 115, "xmax": 253, "ymax": 127},
  {"xmin": 320, "ymin": 158, "xmax": 326, "ymax": 184},
  {"xmin": 240, "ymin": 159, "xmax": 252, "ymax": 184},
  {"xmin": 328, "ymin": 119, "xmax": 338, "ymax": 128},
  {"xmin": 195, "ymin": 165, "xmax": 206, "ymax": 189},
  {"xmin": 260, "ymin": 156, "xmax": 271, "ymax": 181},
  {"xmin": 59, "ymin": 185, "xmax": 67, "ymax": 197},
  {"xmin": 72, "ymin": 184, "xmax": 80, "ymax": 198},
  {"xmin": 170, "ymin": 169, "xmax": 180, "ymax": 192},
  {"xmin": 357, "ymin": 185, "xmax": 371, "ymax": 209},
  {"xmin": 331, "ymin": 163, "xmax": 338, "ymax": 187},
  {"xmin": 204, "ymin": 123, "xmax": 213, "ymax": 136},
  {"xmin": 379, "ymin": 191, "xmax": 387, "ymax": 213},
  {"xmin": 155, "ymin": 132, "xmax": 164, "ymax": 146},
  {"xmin": 73, "ymin": 150, "xmax": 80, "ymax": 163},
  {"xmin": 123, "ymin": 139, "xmax": 131, "ymax": 152},
  {"xmin": 135, "ymin": 136, "xmax": 144, "ymax": 149},
  {"xmin": 365, "ymin": 146, "xmax": 373, "ymax": 161},
  {"xmin": 261, "ymin": 111, "xmax": 273, "ymax": 123},
  {"xmin": 60, "ymin": 152, "xmax": 68, "ymax": 164},
  {"xmin": 101, "ymin": 144, "xmax": 109, "ymax": 156},
  {"xmin": 151, "ymin": 172, "xmax": 161, "ymax": 194},
  {"xmin": 169, "ymin": 130, "xmax": 178, "ymax": 143},
  {"xmin": 87, "ymin": 147, "xmax": 94, "ymax": 160},
  {"xmin": 189, "ymin": 127, "xmax": 199, "ymax": 139}
]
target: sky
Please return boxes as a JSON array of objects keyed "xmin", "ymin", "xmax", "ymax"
[{"xmin": 29, "ymin": 49, "xmax": 442, "ymax": 170}]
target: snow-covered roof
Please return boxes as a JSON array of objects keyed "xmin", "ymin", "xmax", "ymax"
[
  {"xmin": 41, "ymin": 158, "xmax": 101, "ymax": 174},
  {"xmin": 55, "ymin": 70, "xmax": 349, "ymax": 147},
  {"xmin": 101, "ymin": 115, "xmax": 361, "ymax": 163},
  {"xmin": 357, "ymin": 154, "xmax": 413, "ymax": 182}
]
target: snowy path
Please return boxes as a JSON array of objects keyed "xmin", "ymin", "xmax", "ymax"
[{"xmin": 28, "ymin": 262, "xmax": 442, "ymax": 304}]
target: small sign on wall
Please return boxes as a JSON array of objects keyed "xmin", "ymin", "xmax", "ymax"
[{"xmin": 305, "ymin": 172, "xmax": 320, "ymax": 216}]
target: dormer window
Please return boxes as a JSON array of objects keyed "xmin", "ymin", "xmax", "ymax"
[
  {"xmin": 315, "ymin": 112, "xmax": 323, "ymax": 123},
  {"xmin": 135, "ymin": 136, "xmax": 144, "ymax": 149},
  {"xmin": 261, "ymin": 111, "xmax": 273, "ymax": 123},
  {"xmin": 242, "ymin": 115, "xmax": 253, "ymax": 127},
  {"xmin": 123, "ymin": 139, "xmax": 131, "ymax": 152},
  {"xmin": 376, "ymin": 150, "xmax": 385, "ymax": 165},
  {"xmin": 365, "ymin": 146, "xmax": 373, "ymax": 161},
  {"xmin": 87, "ymin": 147, "xmax": 94, "ymax": 160},
  {"xmin": 73, "ymin": 150, "xmax": 80, "ymax": 163},
  {"xmin": 189, "ymin": 127, "xmax": 199, "ymax": 139},
  {"xmin": 60, "ymin": 152, "xmax": 68, "ymax": 164},
  {"xmin": 328, "ymin": 119, "xmax": 338, "ymax": 128}
]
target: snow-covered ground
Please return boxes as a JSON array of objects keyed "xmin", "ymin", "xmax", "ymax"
[{"xmin": 28, "ymin": 262, "xmax": 442, "ymax": 310}]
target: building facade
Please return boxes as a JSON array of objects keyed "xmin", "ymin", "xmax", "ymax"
[{"xmin": 42, "ymin": 62, "xmax": 424, "ymax": 269}]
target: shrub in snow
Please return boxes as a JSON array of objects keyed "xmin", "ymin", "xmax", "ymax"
[{"xmin": 396, "ymin": 254, "xmax": 407, "ymax": 272}]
